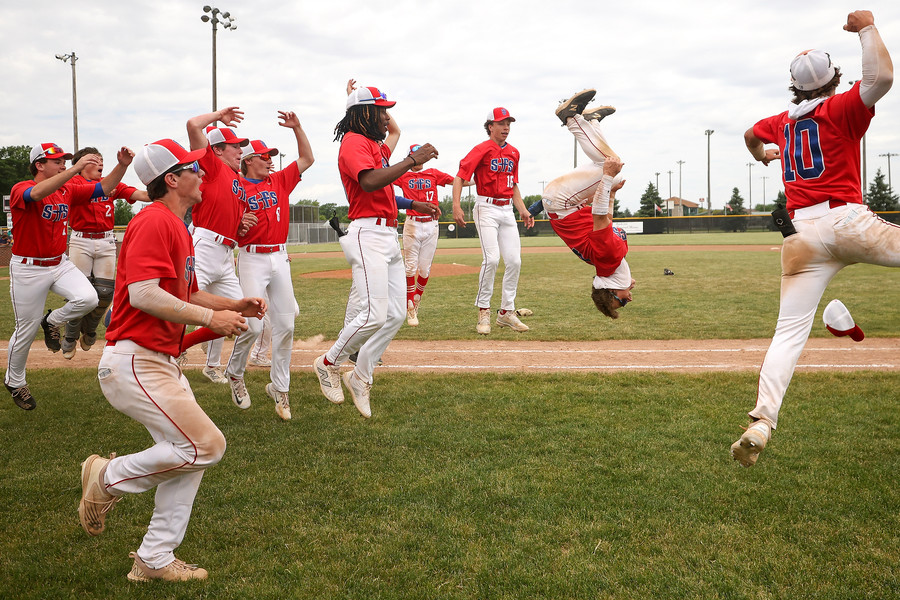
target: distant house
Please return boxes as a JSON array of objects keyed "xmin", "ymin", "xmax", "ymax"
[{"xmin": 664, "ymin": 197, "xmax": 700, "ymax": 216}]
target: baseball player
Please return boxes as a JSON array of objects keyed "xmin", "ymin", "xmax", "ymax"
[
  {"xmin": 534, "ymin": 90, "xmax": 634, "ymax": 318},
  {"xmin": 395, "ymin": 147, "xmax": 470, "ymax": 326},
  {"xmin": 61, "ymin": 147, "xmax": 150, "ymax": 359},
  {"xmin": 186, "ymin": 108, "xmax": 255, "ymax": 384},
  {"xmin": 78, "ymin": 139, "xmax": 266, "ymax": 582},
  {"xmin": 224, "ymin": 111, "xmax": 314, "ymax": 420},
  {"xmin": 5, "ymin": 143, "xmax": 131, "ymax": 410},
  {"xmin": 452, "ymin": 108, "xmax": 534, "ymax": 335},
  {"xmin": 313, "ymin": 81, "xmax": 439, "ymax": 418},
  {"xmin": 731, "ymin": 10, "xmax": 896, "ymax": 467}
]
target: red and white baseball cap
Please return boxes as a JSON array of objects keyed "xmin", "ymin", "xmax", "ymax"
[
  {"xmin": 205, "ymin": 125, "xmax": 249, "ymax": 147},
  {"xmin": 823, "ymin": 299, "xmax": 865, "ymax": 342},
  {"xmin": 790, "ymin": 49, "xmax": 837, "ymax": 91},
  {"xmin": 30, "ymin": 142, "xmax": 73, "ymax": 163},
  {"xmin": 241, "ymin": 140, "xmax": 279, "ymax": 163},
  {"xmin": 409, "ymin": 144, "xmax": 422, "ymax": 153},
  {"xmin": 134, "ymin": 139, "xmax": 207, "ymax": 185},
  {"xmin": 486, "ymin": 107, "xmax": 516, "ymax": 123},
  {"xmin": 346, "ymin": 86, "xmax": 396, "ymax": 110}
]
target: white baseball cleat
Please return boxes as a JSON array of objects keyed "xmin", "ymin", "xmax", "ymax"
[
  {"xmin": 127, "ymin": 552, "xmax": 208, "ymax": 582},
  {"xmin": 342, "ymin": 370, "xmax": 372, "ymax": 418},
  {"xmin": 314, "ymin": 354, "xmax": 344, "ymax": 404},
  {"xmin": 61, "ymin": 337, "xmax": 78, "ymax": 360},
  {"xmin": 730, "ymin": 418, "xmax": 773, "ymax": 467},
  {"xmin": 555, "ymin": 89, "xmax": 597, "ymax": 124},
  {"xmin": 202, "ymin": 366, "xmax": 228, "ymax": 384},
  {"xmin": 476, "ymin": 308, "xmax": 492, "ymax": 335},
  {"xmin": 228, "ymin": 376, "xmax": 251, "ymax": 409},
  {"xmin": 582, "ymin": 105, "xmax": 616, "ymax": 122},
  {"xmin": 496, "ymin": 310, "xmax": 529, "ymax": 332},
  {"xmin": 407, "ymin": 301, "xmax": 419, "ymax": 327},
  {"xmin": 266, "ymin": 383, "xmax": 291, "ymax": 421},
  {"xmin": 515, "ymin": 308, "xmax": 533, "ymax": 317},
  {"xmin": 247, "ymin": 356, "xmax": 271, "ymax": 367}
]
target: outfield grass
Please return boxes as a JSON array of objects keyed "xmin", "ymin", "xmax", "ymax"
[{"xmin": 1, "ymin": 369, "xmax": 899, "ymax": 599}]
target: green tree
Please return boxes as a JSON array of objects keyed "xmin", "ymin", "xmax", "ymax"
[
  {"xmin": 114, "ymin": 199, "xmax": 135, "ymax": 226},
  {"xmin": 1, "ymin": 145, "xmax": 31, "ymax": 226},
  {"xmin": 727, "ymin": 187, "xmax": 747, "ymax": 215},
  {"xmin": 866, "ymin": 168, "xmax": 899, "ymax": 211},
  {"xmin": 637, "ymin": 182, "xmax": 662, "ymax": 217},
  {"xmin": 318, "ymin": 203, "xmax": 349, "ymax": 222}
]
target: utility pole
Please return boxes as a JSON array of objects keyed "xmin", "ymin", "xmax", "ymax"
[
  {"xmin": 879, "ymin": 152, "xmax": 898, "ymax": 191},
  {"xmin": 676, "ymin": 160, "xmax": 685, "ymax": 204},
  {"xmin": 55, "ymin": 52, "xmax": 78, "ymax": 150},
  {"xmin": 746, "ymin": 162, "xmax": 754, "ymax": 211},
  {"xmin": 201, "ymin": 6, "xmax": 237, "ymax": 112},
  {"xmin": 704, "ymin": 130, "xmax": 714, "ymax": 211}
]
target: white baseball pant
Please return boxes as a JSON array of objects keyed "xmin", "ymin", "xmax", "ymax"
[
  {"xmin": 325, "ymin": 219, "xmax": 405, "ymax": 384},
  {"xmin": 5, "ymin": 256, "xmax": 98, "ymax": 388},
  {"xmin": 542, "ymin": 113, "xmax": 617, "ymax": 215},
  {"xmin": 751, "ymin": 203, "xmax": 900, "ymax": 427},
  {"xmin": 473, "ymin": 202, "xmax": 521, "ymax": 311},
  {"xmin": 66, "ymin": 231, "xmax": 118, "ymax": 340},
  {"xmin": 227, "ymin": 249, "xmax": 295, "ymax": 391},
  {"xmin": 402, "ymin": 219, "xmax": 439, "ymax": 280},
  {"xmin": 192, "ymin": 230, "xmax": 243, "ymax": 368},
  {"xmin": 98, "ymin": 340, "xmax": 226, "ymax": 569}
]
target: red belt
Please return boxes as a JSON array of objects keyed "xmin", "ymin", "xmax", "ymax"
[
  {"xmin": 375, "ymin": 218, "xmax": 399, "ymax": 228},
  {"xmin": 485, "ymin": 198, "xmax": 511, "ymax": 207},
  {"xmin": 410, "ymin": 216, "xmax": 434, "ymax": 223},
  {"xmin": 788, "ymin": 199, "xmax": 847, "ymax": 219},
  {"xmin": 76, "ymin": 231, "xmax": 111, "ymax": 239},
  {"xmin": 244, "ymin": 244, "xmax": 285, "ymax": 254},
  {"xmin": 217, "ymin": 235, "xmax": 237, "ymax": 249},
  {"xmin": 22, "ymin": 256, "xmax": 63, "ymax": 267}
]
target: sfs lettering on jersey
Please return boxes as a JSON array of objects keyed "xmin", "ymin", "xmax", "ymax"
[
  {"xmin": 406, "ymin": 179, "xmax": 434, "ymax": 191},
  {"xmin": 232, "ymin": 179, "xmax": 247, "ymax": 202},
  {"xmin": 184, "ymin": 256, "xmax": 195, "ymax": 286},
  {"xmin": 248, "ymin": 191, "xmax": 279, "ymax": 211},
  {"xmin": 489, "ymin": 158, "xmax": 515, "ymax": 173},
  {"xmin": 41, "ymin": 203, "xmax": 69, "ymax": 222}
]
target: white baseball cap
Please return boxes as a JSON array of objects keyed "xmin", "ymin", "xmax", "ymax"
[
  {"xmin": 30, "ymin": 142, "xmax": 72, "ymax": 163},
  {"xmin": 205, "ymin": 126, "xmax": 249, "ymax": 147},
  {"xmin": 346, "ymin": 86, "xmax": 396, "ymax": 110},
  {"xmin": 134, "ymin": 139, "xmax": 207, "ymax": 186},
  {"xmin": 241, "ymin": 139, "xmax": 279, "ymax": 163},
  {"xmin": 822, "ymin": 299, "xmax": 865, "ymax": 342},
  {"xmin": 790, "ymin": 49, "xmax": 837, "ymax": 91}
]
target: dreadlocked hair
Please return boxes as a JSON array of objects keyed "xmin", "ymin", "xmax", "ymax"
[
  {"xmin": 591, "ymin": 287, "xmax": 621, "ymax": 319},
  {"xmin": 334, "ymin": 105, "xmax": 385, "ymax": 142}
]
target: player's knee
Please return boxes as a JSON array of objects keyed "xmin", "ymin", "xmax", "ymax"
[
  {"xmin": 195, "ymin": 427, "xmax": 227, "ymax": 466},
  {"xmin": 72, "ymin": 288, "xmax": 100, "ymax": 314}
]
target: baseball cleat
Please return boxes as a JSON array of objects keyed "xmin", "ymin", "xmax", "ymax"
[
  {"xmin": 201, "ymin": 366, "xmax": 228, "ymax": 384},
  {"xmin": 266, "ymin": 383, "xmax": 292, "ymax": 421},
  {"xmin": 6, "ymin": 383, "xmax": 36, "ymax": 410},
  {"xmin": 127, "ymin": 552, "xmax": 208, "ymax": 582},
  {"xmin": 555, "ymin": 89, "xmax": 596, "ymax": 125},
  {"xmin": 247, "ymin": 356, "xmax": 271, "ymax": 367},
  {"xmin": 40, "ymin": 310, "xmax": 62, "ymax": 352},
  {"xmin": 730, "ymin": 418, "xmax": 773, "ymax": 467},
  {"xmin": 228, "ymin": 376, "xmax": 251, "ymax": 409},
  {"xmin": 314, "ymin": 354, "xmax": 344, "ymax": 404},
  {"xmin": 79, "ymin": 453, "xmax": 121, "ymax": 537},
  {"xmin": 347, "ymin": 352, "xmax": 383, "ymax": 366},
  {"xmin": 496, "ymin": 310, "xmax": 529, "ymax": 332},
  {"xmin": 79, "ymin": 331, "xmax": 97, "ymax": 351},
  {"xmin": 175, "ymin": 351, "xmax": 188, "ymax": 369},
  {"xmin": 61, "ymin": 337, "xmax": 78, "ymax": 360},
  {"xmin": 407, "ymin": 302, "xmax": 419, "ymax": 327},
  {"xmin": 582, "ymin": 105, "xmax": 616, "ymax": 122},
  {"xmin": 476, "ymin": 308, "xmax": 492, "ymax": 335},
  {"xmin": 342, "ymin": 370, "xmax": 372, "ymax": 418}
]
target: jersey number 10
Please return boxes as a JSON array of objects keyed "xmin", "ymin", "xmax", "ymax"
[{"xmin": 782, "ymin": 120, "xmax": 825, "ymax": 182}]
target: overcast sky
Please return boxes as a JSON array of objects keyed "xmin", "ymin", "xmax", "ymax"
[{"xmin": 2, "ymin": 1, "xmax": 899, "ymax": 214}]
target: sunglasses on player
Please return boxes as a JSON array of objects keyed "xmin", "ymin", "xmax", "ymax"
[
  {"xmin": 611, "ymin": 290, "xmax": 630, "ymax": 307},
  {"xmin": 171, "ymin": 161, "xmax": 200, "ymax": 174}
]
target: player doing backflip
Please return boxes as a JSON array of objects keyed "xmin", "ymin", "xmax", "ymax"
[{"xmin": 731, "ymin": 10, "xmax": 896, "ymax": 467}]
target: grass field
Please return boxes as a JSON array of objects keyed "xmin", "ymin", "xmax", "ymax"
[{"xmin": 1, "ymin": 232, "xmax": 899, "ymax": 598}]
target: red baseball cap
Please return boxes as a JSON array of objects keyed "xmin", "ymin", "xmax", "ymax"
[
  {"xmin": 205, "ymin": 126, "xmax": 250, "ymax": 147},
  {"xmin": 241, "ymin": 139, "xmax": 279, "ymax": 163},
  {"xmin": 409, "ymin": 144, "xmax": 422, "ymax": 153},
  {"xmin": 346, "ymin": 86, "xmax": 396, "ymax": 109},
  {"xmin": 30, "ymin": 142, "xmax": 73, "ymax": 163},
  {"xmin": 134, "ymin": 139, "xmax": 207, "ymax": 185},
  {"xmin": 486, "ymin": 107, "xmax": 515, "ymax": 123}
]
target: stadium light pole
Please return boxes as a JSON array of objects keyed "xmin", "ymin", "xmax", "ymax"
[
  {"xmin": 676, "ymin": 160, "xmax": 685, "ymax": 203},
  {"xmin": 55, "ymin": 52, "xmax": 78, "ymax": 151},
  {"xmin": 879, "ymin": 152, "xmax": 897, "ymax": 191},
  {"xmin": 704, "ymin": 130, "xmax": 714, "ymax": 212},
  {"xmin": 654, "ymin": 172, "xmax": 660, "ymax": 192},
  {"xmin": 746, "ymin": 162, "xmax": 754, "ymax": 211},
  {"xmin": 761, "ymin": 176, "xmax": 769, "ymax": 208},
  {"xmin": 201, "ymin": 6, "xmax": 237, "ymax": 112},
  {"xmin": 667, "ymin": 170, "xmax": 672, "ymax": 198},
  {"xmin": 279, "ymin": 153, "xmax": 285, "ymax": 171}
]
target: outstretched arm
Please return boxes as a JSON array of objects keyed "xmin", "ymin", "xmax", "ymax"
[
  {"xmin": 28, "ymin": 153, "xmax": 100, "ymax": 201},
  {"xmin": 186, "ymin": 106, "xmax": 244, "ymax": 150},
  {"xmin": 278, "ymin": 110, "xmax": 315, "ymax": 175},
  {"xmin": 99, "ymin": 147, "xmax": 134, "ymax": 196},
  {"xmin": 845, "ymin": 11, "xmax": 893, "ymax": 108},
  {"xmin": 744, "ymin": 129, "xmax": 781, "ymax": 165}
]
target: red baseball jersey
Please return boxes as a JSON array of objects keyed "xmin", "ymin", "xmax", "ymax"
[
  {"xmin": 191, "ymin": 145, "xmax": 248, "ymax": 238},
  {"xmin": 394, "ymin": 169, "xmax": 453, "ymax": 216},
  {"xmin": 338, "ymin": 132, "xmax": 396, "ymax": 220},
  {"xmin": 238, "ymin": 162, "xmax": 301, "ymax": 246},
  {"xmin": 105, "ymin": 202, "xmax": 198, "ymax": 357},
  {"xmin": 456, "ymin": 140, "xmax": 519, "ymax": 199},
  {"xmin": 68, "ymin": 174, "xmax": 138, "ymax": 232},
  {"xmin": 549, "ymin": 206, "xmax": 628, "ymax": 277},
  {"xmin": 753, "ymin": 82, "xmax": 873, "ymax": 211},
  {"xmin": 9, "ymin": 179, "xmax": 102, "ymax": 258}
]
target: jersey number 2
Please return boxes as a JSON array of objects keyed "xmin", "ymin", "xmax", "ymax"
[{"xmin": 782, "ymin": 120, "xmax": 825, "ymax": 182}]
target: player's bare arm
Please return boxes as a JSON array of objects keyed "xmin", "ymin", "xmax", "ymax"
[
  {"xmin": 187, "ymin": 106, "xmax": 244, "ymax": 150},
  {"xmin": 237, "ymin": 211, "xmax": 258, "ymax": 236},
  {"xmin": 192, "ymin": 290, "xmax": 267, "ymax": 318},
  {"xmin": 512, "ymin": 184, "xmax": 534, "ymax": 229},
  {"xmin": 28, "ymin": 153, "xmax": 102, "ymax": 201},
  {"xmin": 410, "ymin": 200, "xmax": 441, "ymax": 219},
  {"xmin": 744, "ymin": 129, "xmax": 780, "ymax": 165},
  {"xmin": 384, "ymin": 110, "xmax": 401, "ymax": 155},
  {"xmin": 358, "ymin": 143, "xmax": 437, "ymax": 192},
  {"xmin": 451, "ymin": 177, "xmax": 467, "ymax": 228},
  {"xmin": 278, "ymin": 110, "xmax": 315, "ymax": 174},
  {"xmin": 844, "ymin": 10, "xmax": 875, "ymax": 32},
  {"xmin": 98, "ymin": 147, "xmax": 134, "ymax": 196}
]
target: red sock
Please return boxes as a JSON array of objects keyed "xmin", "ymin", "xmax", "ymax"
[
  {"xmin": 406, "ymin": 275, "xmax": 416, "ymax": 305},
  {"xmin": 415, "ymin": 275, "xmax": 428, "ymax": 305},
  {"xmin": 323, "ymin": 356, "xmax": 333, "ymax": 366}
]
